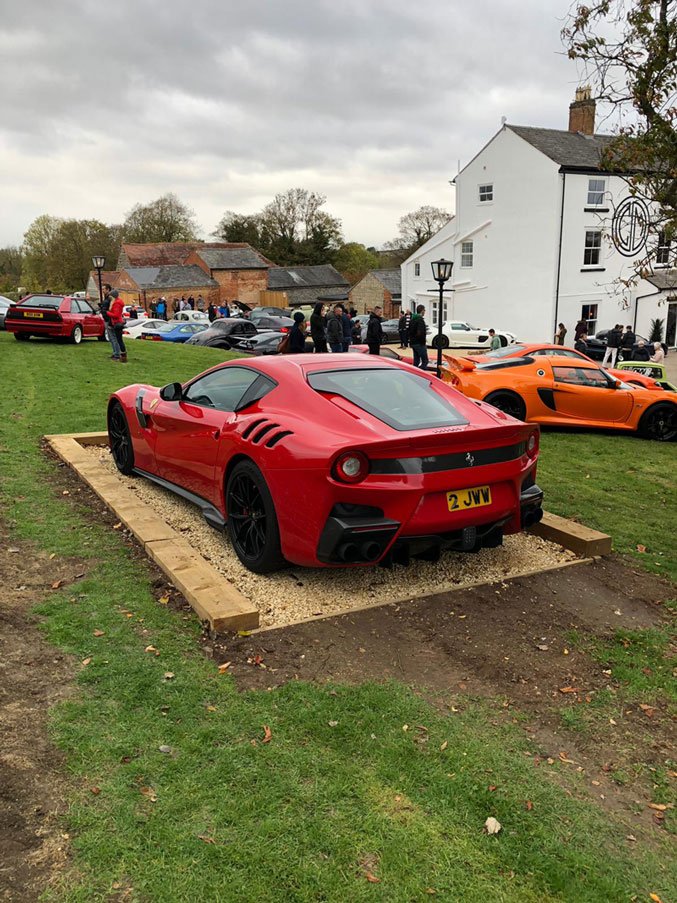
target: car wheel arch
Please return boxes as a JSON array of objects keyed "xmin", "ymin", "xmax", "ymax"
[{"xmin": 638, "ymin": 401, "xmax": 677, "ymax": 441}]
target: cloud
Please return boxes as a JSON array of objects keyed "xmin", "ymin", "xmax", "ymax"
[{"xmin": 1, "ymin": 0, "xmax": 579, "ymax": 249}]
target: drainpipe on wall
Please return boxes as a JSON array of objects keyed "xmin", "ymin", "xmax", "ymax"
[{"xmin": 553, "ymin": 172, "xmax": 567, "ymax": 338}]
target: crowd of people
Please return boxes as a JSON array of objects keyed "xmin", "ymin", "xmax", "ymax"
[{"xmin": 566, "ymin": 319, "xmax": 665, "ymax": 364}]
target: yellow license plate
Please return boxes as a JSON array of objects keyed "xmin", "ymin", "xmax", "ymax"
[
  {"xmin": 24, "ymin": 311, "xmax": 44, "ymax": 318},
  {"xmin": 447, "ymin": 485, "xmax": 492, "ymax": 512}
]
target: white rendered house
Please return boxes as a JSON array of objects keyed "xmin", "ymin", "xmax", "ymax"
[{"xmin": 401, "ymin": 91, "xmax": 677, "ymax": 346}]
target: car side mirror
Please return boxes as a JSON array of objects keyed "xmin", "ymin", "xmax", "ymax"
[{"xmin": 159, "ymin": 382, "xmax": 183, "ymax": 401}]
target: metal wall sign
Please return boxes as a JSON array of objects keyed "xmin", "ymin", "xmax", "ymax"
[{"xmin": 611, "ymin": 197, "xmax": 650, "ymax": 257}]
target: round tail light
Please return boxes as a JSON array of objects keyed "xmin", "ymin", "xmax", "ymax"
[
  {"xmin": 527, "ymin": 431, "xmax": 539, "ymax": 457},
  {"xmin": 332, "ymin": 451, "xmax": 369, "ymax": 484}
]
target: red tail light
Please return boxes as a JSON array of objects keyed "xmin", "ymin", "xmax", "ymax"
[
  {"xmin": 280, "ymin": 327, "xmax": 290, "ymax": 333},
  {"xmin": 332, "ymin": 451, "xmax": 369, "ymax": 484}
]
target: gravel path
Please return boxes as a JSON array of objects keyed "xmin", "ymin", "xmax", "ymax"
[{"xmin": 85, "ymin": 446, "xmax": 576, "ymax": 628}]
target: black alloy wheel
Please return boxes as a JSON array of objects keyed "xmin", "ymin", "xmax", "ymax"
[
  {"xmin": 226, "ymin": 460, "xmax": 284, "ymax": 573},
  {"xmin": 108, "ymin": 402, "xmax": 135, "ymax": 474},
  {"xmin": 431, "ymin": 334, "xmax": 450, "ymax": 349},
  {"xmin": 71, "ymin": 325, "xmax": 83, "ymax": 344},
  {"xmin": 484, "ymin": 390, "xmax": 528, "ymax": 421},
  {"xmin": 638, "ymin": 403, "xmax": 677, "ymax": 441}
]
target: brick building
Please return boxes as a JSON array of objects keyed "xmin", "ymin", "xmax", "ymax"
[
  {"xmin": 349, "ymin": 269, "xmax": 401, "ymax": 317},
  {"xmin": 267, "ymin": 265, "xmax": 350, "ymax": 306}
]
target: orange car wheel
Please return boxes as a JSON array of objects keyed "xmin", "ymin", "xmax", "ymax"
[{"xmin": 484, "ymin": 390, "xmax": 527, "ymax": 421}]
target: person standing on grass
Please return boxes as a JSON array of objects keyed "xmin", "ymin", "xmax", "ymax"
[
  {"xmin": 108, "ymin": 290, "xmax": 127, "ymax": 363},
  {"xmin": 366, "ymin": 306, "xmax": 384, "ymax": 355},
  {"xmin": 409, "ymin": 305, "xmax": 429, "ymax": 369},
  {"xmin": 488, "ymin": 328, "xmax": 501, "ymax": 351},
  {"xmin": 100, "ymin": 283, "xmax": 121, "ymax": 360}
]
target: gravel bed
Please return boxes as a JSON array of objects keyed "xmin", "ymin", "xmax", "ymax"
[{"xmin": 84, "ymin": 446, "xmax": 576, "ymax": 628}]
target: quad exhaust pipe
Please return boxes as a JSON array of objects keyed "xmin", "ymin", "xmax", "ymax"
[{"xmin": 337, "ymin": 540, "xmax": 383, "ymax": 563}]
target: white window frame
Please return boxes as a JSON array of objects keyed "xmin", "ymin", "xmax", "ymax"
[
  {"xmin": 581, "ymin": 303, "xmax": 598, "ymax": 335},
  {"xmin": 656, "ymin": 231, "xmax": 671, "ymax": 266},
  {"xmin": 431, "ymin": 300, "xmax": 449, "ymax": 326},
  {"xmin": 414, "ymin": 262, "xmax": 420, "ymax": 276},
  {"xmin": 461, "ymin": 241, "xmax": 474, "ymax": 268},
  {"xmin": 586, "ymin": 178, "xmax": 606, "ymax": 207},
  {"xmin": 478, "ymin": 183, "xmax": 493, "ymax": 203},
  {"xmin": 583, "ymin": 230, "xmax": 602, "ymax": 266}
]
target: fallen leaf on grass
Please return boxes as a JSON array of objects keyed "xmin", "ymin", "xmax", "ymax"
[
  {"xmin": 81, "ymin": 657, "xmax": 92, "ymax": 666},
  {"xmin": 525, "ymin": 800, "xmax": 533, "ymax": 811},
  {"xmin": 262, "ymin": 725, "xmax": 272, "ymax": 744},
  {"xmin": 365, "ymin": 873, "xmax": 380, "ymax": 884},
  {"xmin": 650, "ymin": 894, "xmax": 665, "ymax": 903},
  {"xmin": 484, "ymin": 816, "xmax": 502, "ymax": 835},
  {"xmin": 639, "ymin": 704, "xmax": 657, "ymax": 718},
  {"xmin": 158, "ymin": 595, "xmax": 170, "ymax": 605},
  {"xmin": 52, "ymin": 580, "xmax": 64, "ymax": 590},
  {"xmin": 139, "ymin": 787, "xmax": 158, "ymax": 802},
  {"xmin": 636, "ymin": 544, "xmax": 647, "ymax": 553},
  {"xmin": 328, "ymin": 720, "xmax": 339, "ymax": 727},
  {"xmin": 93, "ymin": 629, "xmax": 105, "ymax": 637},
  {"xmin": 90, "ymin": 786, "xmax": 101, "ymax": 795},
  {"xmin": 237, "ymin": 630, "xmax": 252, "ymax": 637},
  {"xmin": 559, "ymin": 752, "xmax": 576, "ymax": 764},
  {"xmin": 49, "ymin": 553, "xmax": 56, "ymax": 560},
  {"xmin": 7, "ymin": 547, "xmax": 20, "ymax": 553},
  {"xmin": 144, "ymin": 645, "xmax": 159, "ymax": 655},
  {"xmin": 440, "ymin": 740, "xmax": 448, "ymax": 751},
  {"xmin": 648, "ymin": 803, "xmax": 673, "ymax": 812},
  {"xmin": 217, "ymin": 662, "xmax": 231, "ymax": 674},
  {"xmin": 536, "ymin": 644, "xmax": 549, "ymax": 652},
  {"xmin": 113, "ymin": 522, "xmax": 122, "ymax": 530},
  {"xmin": 198, "ymin": 834, "xmax": 215, "ymax": 844},
  {"xmin": 162, "ymin": 672, "xmax": 175, "ymax": 681},
  {"xmin": 559, "ymin": 686, "xmax": 579, "ymax": 694}
]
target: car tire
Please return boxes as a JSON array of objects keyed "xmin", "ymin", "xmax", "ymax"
[
  {"xmin": 638, "ymin": 402, "xmax": 677, "ymax": 442},
  {"xmin": 431, "ymin": 334, "xmax": 450, "ymax": 349},
  {"xmin": 14, "ymin": 333, "xmax": 30, "ymax": 341},
  {"xmin": 484, "ymin": 390, "xmax": 527, "ymax": 421},
  {"xmin": 108, "ymin": 402, "xmax": 135, "ymax": 475},
  {"xmin": 71, "ymin": 325, "xmax": 83, "ymax": 345},
  {"xmin": 226, "ymin": 460, "xmax": 285, "ymax": 574}
]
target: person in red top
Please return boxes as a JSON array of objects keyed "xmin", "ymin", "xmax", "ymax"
[{"xmin": 107, "ymin": 290, "xmax": 127, "ymax": 363}]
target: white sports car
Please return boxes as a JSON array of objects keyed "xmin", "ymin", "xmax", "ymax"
[
  {"xmin": 427, "ymin": 321, "xmax": 516, "ymax": 349},
  {"xmin": 121, "ymin": 318, "xmax": 167, "ymax": 340}
]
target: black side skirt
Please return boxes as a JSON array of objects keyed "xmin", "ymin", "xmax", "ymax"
[{"xmin": 133, "ymin": 468, "xmax": 226, "ymax": 530}]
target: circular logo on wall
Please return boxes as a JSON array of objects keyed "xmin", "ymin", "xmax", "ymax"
[{"xmin": 611, "ymin": 197, "xmax": 649, "ymax": 257}]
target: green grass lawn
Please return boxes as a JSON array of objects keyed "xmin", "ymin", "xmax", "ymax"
[{"xmin": 0, "ymin": 332, "xmax": 675, "ymax": 902}]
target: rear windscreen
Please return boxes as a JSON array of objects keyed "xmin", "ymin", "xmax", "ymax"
[
  {"xmin": 308, "ymin": 368, "xmax": 468, "ymax": 431},
  {"xmin": 21, "ymin": 296, "xmax": 62, "ymax": 308}
]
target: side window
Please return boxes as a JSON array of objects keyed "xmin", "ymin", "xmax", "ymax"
[
  {"xmin": 183, "ymin": 367, "xmax": 261, "ymax": 412},
  {"xmin": 414, "ymin": 263, "xmax": 420, "ymax": 276},
  {"xmin": 554, "ymin": 366, "xmax": 609, "ymax": 388}
]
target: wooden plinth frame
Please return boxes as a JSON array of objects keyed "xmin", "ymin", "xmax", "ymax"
[{"xmin": 45, "ymin": 431, "xmax": 612, "ymax": 634}]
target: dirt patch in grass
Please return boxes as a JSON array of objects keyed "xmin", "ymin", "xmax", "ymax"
[
  {"xmin": 212, "ymin": 556, "xmax": 675, "ymax": 830},
  {"xmin": 0, "ymin": 526, "xmax": 84, "ymax": 901}
]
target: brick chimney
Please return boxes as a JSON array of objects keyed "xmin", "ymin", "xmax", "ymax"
[{"xmin": 568, "ymin": 86, "xmax": 596, "ymax": 135}]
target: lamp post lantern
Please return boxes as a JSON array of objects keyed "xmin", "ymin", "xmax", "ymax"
[
  {"xmin": 431, "ymin": 258, "xmax": 453, "ymax": 379},
  {"xmin": 92, "ymin": 256, "xmax": 105, "ymax": 311}
]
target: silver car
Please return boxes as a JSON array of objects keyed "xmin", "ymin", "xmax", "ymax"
[{"xmin": 0, "ymin": 296, "xmax": 14, "ymax": 330}]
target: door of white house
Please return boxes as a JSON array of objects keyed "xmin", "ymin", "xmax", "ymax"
[{"xmin": 666, "ymin": 300, "xmax": 677, "ymax": 348}]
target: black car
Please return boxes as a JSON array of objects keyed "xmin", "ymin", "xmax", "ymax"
[
  {"xmin": 589, "ymin": 329, "xmax": 668, "ymax": 361},
  {"xmin": 185, "ymin": 318, "xmax": 257, "ymax": 349},
  {"xmin": 252, "ymin": 315, "xmax": 294, "ymax": 333},
  {"xmin": 234, "ymin": 332, "xmax": 316, "ymax": 355}
]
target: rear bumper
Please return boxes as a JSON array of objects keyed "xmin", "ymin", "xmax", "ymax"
[{"xmin": 5, "ymin": 320, "xmax": 67, "ymax": 337}]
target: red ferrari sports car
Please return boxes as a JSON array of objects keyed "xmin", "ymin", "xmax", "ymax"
[
  {"xmin": 5, "ymin": 293, "xmax": 106, "ymax": 343},
  {"xmin": 107, "ymin": 354, "xmax": 543, "ymax": 573}
]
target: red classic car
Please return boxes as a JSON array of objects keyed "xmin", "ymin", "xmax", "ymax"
[
  {"xmin": 108, "ymin": 354, "xmax": 543, "ymax": 573},
  {"xmin": 5, "ymin": 294, "xmax": 106, "ymax": 343}
]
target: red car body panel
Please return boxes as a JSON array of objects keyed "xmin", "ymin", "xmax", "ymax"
[
  {"xmin": 109, "ymin": 354, "xmax": 543, "ymax": 569},
  {"xmin": 5, "ymin": 294, "xmax": 105, "ymax": 341}
]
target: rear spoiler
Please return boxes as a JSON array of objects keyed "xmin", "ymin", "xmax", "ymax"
[{"xmin": 442, "ymin": 354, "xmax": 477, "ymax": 372}]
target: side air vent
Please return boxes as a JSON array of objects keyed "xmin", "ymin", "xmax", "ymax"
[
  {"xmin": 265, "ymin": 430, "xmax": 293, "ymax": 448},
  {"xmin": 242, "ymin": 418, "xmax": 267, "ymax": 440},
  {"xmin": 251, "ymin": 422, "xmax": 279, "ymax": 444}
]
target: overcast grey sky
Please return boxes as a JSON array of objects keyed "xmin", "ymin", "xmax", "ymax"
[{"xmin": 0, "ymin": 0, "xmax": 582, "ymax": 249}]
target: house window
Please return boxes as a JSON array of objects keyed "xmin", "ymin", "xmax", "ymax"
[
  {"xmin": 414, "ymin": 263, "xmax": 420, "ymax": 276},
  {"xmin": 479, "ymin": 183, "xmax": 493, "ymax": 202},
  {"xmin": 583, "ymin": 230, "xmax": 602, "ymax": 266},
  {"xmin": 582, "ymin": 303, "xmax": 598, "ymax": 335},
  {"xmin": 587, "ymin": 179, "xmax": 605, "ymax": 206},
  {"xmin": 431, "ymin": 300, "xmax": 448, "ymax": 326},
  {"xmin": 461, "ymin": 241, "xmax": 474, "ymax": 267},
  {"xmin": 657, "ymin": 231, "xmax": 671, "ymax": 265}
]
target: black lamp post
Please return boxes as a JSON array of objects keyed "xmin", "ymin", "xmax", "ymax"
[
  {"xmin": 92, "ymin": 255, "xmax": 105, "ymax": 310},
  {"xmin": 431, "ymin": 258, "xmax": 453, "ymax": 378}
]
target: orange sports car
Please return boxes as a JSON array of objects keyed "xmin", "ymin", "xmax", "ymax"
[
  {"xmin": 468, "ymin": 343, "xmax": 664, "ymax": 391},
  {"xmin": 445, "ymin": 353, "xmax": 677, "ymax": 441}
]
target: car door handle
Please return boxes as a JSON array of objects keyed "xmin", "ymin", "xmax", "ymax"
[{"xmin": 212, "ymin": 429, "xmax": 220, "ymax": 440}]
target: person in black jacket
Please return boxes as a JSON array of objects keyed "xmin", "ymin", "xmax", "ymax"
[
  {"xmin": 603, "ymin": 323, "xmax": 622, "ymax": 367},
  {"xmin": 408, "ymin": 305, "xmax": 429, "ymax": 369},
  {"xmin": 340, "ymin": 304, "xmax": 352, "ymax": 352},
  {"xmin": 620, "ymin": 325, "xmax": 635, "ymax": 361},
  {"xmin": 631, "ymin": 339, "xmax": 651, "ymax": 361},
  {"xmin": 309, "ymin": 302, "xmax": 327, "ymax": 353},
  {"xmin": 574, "ymin": 332, "xmax": 588, "ymax": 355},
  {"xmin": 398, "ymin": 310, "xmax": 412, "ymax": 348},
  {"xmin": 289, "ymin": 311, "xmax": 307, "ymax": 354},
  {"xmin": 327, "ymin": 306, "xmax": 343, "ymax": 353},
  {"xmin": 366, "ymin": 307, "xmax": 384, "ymax": 355}
]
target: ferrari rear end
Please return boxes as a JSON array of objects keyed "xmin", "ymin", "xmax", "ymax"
[{"xmin": 265, "ymin": 361, "xmax": 543, "ymax": 568}]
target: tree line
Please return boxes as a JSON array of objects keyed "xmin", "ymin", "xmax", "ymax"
[{"xmin": 0, "ymin": 190, "xmax": 452, "ymax": 295}]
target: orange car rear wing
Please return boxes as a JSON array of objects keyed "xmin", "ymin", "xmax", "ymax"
[{"xmin": 442, "ymin": 354, "xmax": 477, "ymax": 372}]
